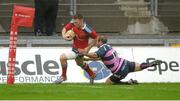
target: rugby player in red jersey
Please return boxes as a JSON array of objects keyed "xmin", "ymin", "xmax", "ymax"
[{"xmin": 55, "ymin": 14, "xmax": 98, "ymax": 83}]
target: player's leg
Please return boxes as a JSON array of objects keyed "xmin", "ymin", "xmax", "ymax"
[
  {"xmin": 105, "ymin": 61, "xmax": 128, "ymax": 85},
  {"xmin": 75, "ymin": 57, "xmax": 96, "ymax": 79},
  {"xmin": 59, "ymin": 54, "xmax": 68, "ymax": 79},
  {"xmin": 54, "ymin": 50, "xmax": 77, "ymax": 83},
  {"xmin": 105, "ymin": 60, "xmax": 138, "ymax": 85},
  {"xmin": 134, "ymin": 60, "xmax": 163, "ymax": 71},
  {"xmin": 106, "ymin": 78, "xmax": 137, "ymax": 85},
  {"xmin": 105, "ymin": 78, "xmax": 114, "ymax": 85},
  {"xmin": 107, "ymin": 60, "xmax": 163, "ymax": 85},
  {"xmin": 106, "ymin": 74, "xmax": 133, "ymax": 85},
  {"xmin": 105, "ymin": 72, "xmax": 134, "ymax": 85}
]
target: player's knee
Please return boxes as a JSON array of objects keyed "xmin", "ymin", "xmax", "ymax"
[
  {"xmin": 135, "ymin": 63, "xmax": 141, "ymax": 71},
  {"xmin": 75, "ymin": 58, "xmax": 84, "ymax": 67},
  {"xmin": 105, "ymin": 78, "xmax": 113, "ymax": 85},
  {"xmin": 60, "ymin": 53, "xmax": 67, "ymax": 61},
  {"xmin": 76, "ymin": 61, "xmax": 84, "ymax": 67}
]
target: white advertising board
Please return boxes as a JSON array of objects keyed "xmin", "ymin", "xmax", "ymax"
[
  {"xmin": 0, "ymin": 47, "xmax": 180, "ymax": 83},
  {"xmin": 131, "ymin": 47, "xmax": 180, "ymax": 82}
]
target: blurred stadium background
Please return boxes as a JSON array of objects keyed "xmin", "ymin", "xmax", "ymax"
[{"xmin": 0, "ymin": 0, "xmax": 180, "ymax": 47}]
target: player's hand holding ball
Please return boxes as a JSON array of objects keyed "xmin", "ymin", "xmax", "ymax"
[{"xmin": 64, "ymin": 30, "xmax": 75, "ymax": 41}]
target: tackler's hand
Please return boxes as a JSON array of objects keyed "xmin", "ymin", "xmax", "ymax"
[{"xmin": 78, "ymin": 49, "xmax": 88, "ymax": 55}]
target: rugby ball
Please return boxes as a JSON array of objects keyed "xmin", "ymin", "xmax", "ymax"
[{"xmin": 65, "ymin": 30, "xmax": 75, "ymax": 40}]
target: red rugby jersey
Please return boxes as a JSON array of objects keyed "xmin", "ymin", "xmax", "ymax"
[{"xmin": 64, "ymin": 22, "xmax": 98, "ymax": 49}]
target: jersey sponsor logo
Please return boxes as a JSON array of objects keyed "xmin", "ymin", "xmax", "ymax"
[{"xmin": 84, "ymin": 61, "xmax": 111, "ymax": 80}]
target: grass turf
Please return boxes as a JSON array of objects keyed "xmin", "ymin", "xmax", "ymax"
[{"xmin": 0, "ymin": 83, "xmax": 180, "ymax": 100}]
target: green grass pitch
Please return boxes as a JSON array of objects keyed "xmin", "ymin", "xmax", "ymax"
[{"xmin": 0, "ymin": 83, "xmax": 180, "ymax": 100}]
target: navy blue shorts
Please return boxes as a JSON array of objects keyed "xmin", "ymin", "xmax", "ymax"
[{"xmin": 109, "ymin": 60, "xmax": 135, "ymax": 83}]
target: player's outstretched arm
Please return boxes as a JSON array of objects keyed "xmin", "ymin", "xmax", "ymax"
[
  {"xmin": 85, "ymin": 39, "xmax": 97, "ymax": 51},
  {"xmin": 84, "ymin": 52, "xmax": 99, "ymax": 59},
  {"xmin": 78, "ymin": 39, "xmax": 97, "ymax": 55},
  {"xmin": 79, "ymin": 36, "xmax": 99, "ymax": 54},
  {"xmin": 83, "ymin": 57, "xmax": 101, "ymax": 61}
]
